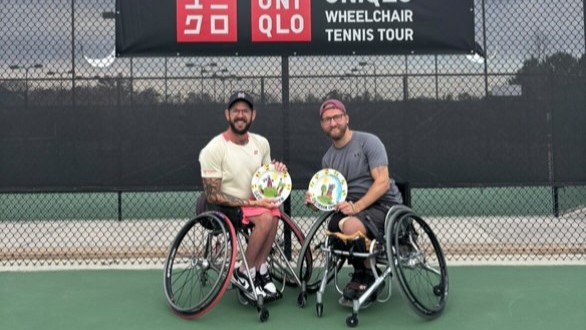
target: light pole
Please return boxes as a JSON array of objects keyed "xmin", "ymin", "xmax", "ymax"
[
  {"xmin": 345, "ymin": 72, "xmax": 359, "ymax": 98},
  {"xmin": 47, "ymin": 69, "xmax": 73, "ymax": 99},
  {"xmin": 351, "ymin": 67, "xmax": 366, "ymax": 99},
  {"xmin": 210, "ymin": 68, "xmax": 228, "ymax": 102},
  {"xmin": 359, "ymin": 61, "xmax": 377, "ymax": 100},
  {"xmin": 186, "ymin": 61, "xmax": 217, "ymax": 100},
  {"xmin": 340, "ymin": 75, "xmax": 353, "ymax": 99},
  {"xmin": 227, "ymin": 75, "xmax": 242, "ymax": 95},
  {"xmin": 10, "ymin": 63, "xmax": 43, "ymax": 106},
  {"xmin": 218, "ymin": 70, "xmax": 232, "ymax": 101},
  {"xmin": 403, "ymin": 55, "xmax": 409, "ymax": 101}
]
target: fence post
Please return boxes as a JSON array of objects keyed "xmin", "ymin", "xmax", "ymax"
[
  {"xmin": 281, "ymin": 61, "xmax": 291, "ymax": 259},
  {"xmin": 552, "ymin": 185, "xmax": 560, "ymax": 218},
  {"xmin": 71, "ymin": 0, "xmax": 76, "ymax": 106},
  {"xmin": 118, "ymin": 191, "xmax": 122, "ymax": 221}
]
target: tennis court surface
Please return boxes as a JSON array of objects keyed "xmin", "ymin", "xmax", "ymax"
[{"xmin": 1, "ymin": 266, "xmax": 584, "ymax": 330}]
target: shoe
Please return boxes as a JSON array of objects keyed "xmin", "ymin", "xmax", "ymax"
[
  {"xmin": 360, "ymin": 269, "xmax": 384, "ymax": 307},
  {"xmin": 342, "ymin": 269, "xmax": 366, "ymax": 300},
  {"xmin": 257, "ymin": 271, "xmax": 279, "ymax": 297},
  {"xmin": 234, "ymin": 268, "xmax": 265, "ymax": 300},
  {"xmin": 338, "ymin": 296, "xmax": 377, "ymax": 310},
  {"xmin": 342, "ymin": 268, "xmax": 382, "ymax": 303}
]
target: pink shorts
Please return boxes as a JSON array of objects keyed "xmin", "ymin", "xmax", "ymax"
[{"xmin": 240, "ymin": 206, "xmax": 281, "ymax": 225}]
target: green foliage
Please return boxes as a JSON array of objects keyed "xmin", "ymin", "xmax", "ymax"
[{"xmin": 509, "ymin": 52, "xmax": 585, "ymax": 99}]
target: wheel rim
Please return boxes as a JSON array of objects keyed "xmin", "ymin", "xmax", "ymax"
[
  {"xmin": 163, "ymin": 213, "xmax": 236, "ymax": 317},
  {"xmin": 389, "ymin": 212, "xmax": 448, "ymax": 318}
]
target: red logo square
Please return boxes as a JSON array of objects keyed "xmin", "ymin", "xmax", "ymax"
[
  {"xmin": 177, "ymin": 0, "xmax": 237, "ymax": 43},
  {"xmin": 251, "ymin": 0, "xmax": 312, "ymax": 43}
]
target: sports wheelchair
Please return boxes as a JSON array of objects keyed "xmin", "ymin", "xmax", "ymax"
[
  {"xmin": 163, "ymin": 195, "xmax": 308, "ymax": 322},
  {"xmin": 296, "ymin": 205, "xmax": 449, "ymax": 327}
]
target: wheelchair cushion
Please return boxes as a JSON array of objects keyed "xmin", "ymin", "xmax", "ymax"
[{"xmin": 325, "ymin": 231, "xmax": 372, "ymax": 252}]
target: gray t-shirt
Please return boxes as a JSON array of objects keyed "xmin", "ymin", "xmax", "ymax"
[{"xmin": 322, "ymin": 131, "xmax": 403, "ymax": 206}]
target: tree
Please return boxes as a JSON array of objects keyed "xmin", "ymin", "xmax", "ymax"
[{"xmin": 509, "ymin": 52, "xmax": 581, "ymax": 99}]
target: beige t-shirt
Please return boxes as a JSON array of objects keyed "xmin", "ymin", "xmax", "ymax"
[{"xmin": 199, "ymin": 133, "xmax": 271, "ymax": 200}]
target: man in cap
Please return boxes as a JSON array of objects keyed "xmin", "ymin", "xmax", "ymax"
[
  {"xmin": 306, "ymin": 99, "xmax": 404, "ymax": 306},
  {"xmin": 199, "ymin": 91, "xmax": 286, "ymax": 301}
]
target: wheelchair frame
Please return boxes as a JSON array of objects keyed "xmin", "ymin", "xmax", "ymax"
[
  {"xmin": 162, "ymin": 201, "xmax": 308, "ymax": 322},
  {"xmin": 296, "ymin": 205, "xmax": 449, "ymax": 327}
]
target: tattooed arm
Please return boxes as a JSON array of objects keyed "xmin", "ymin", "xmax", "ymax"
[
  {"xmin": 202, "ymin": 177, "xmax": 259, "ymax": 207},
  {"xmin": 202, "ymin": 177, "xmax": 277, "ymax": 208}
]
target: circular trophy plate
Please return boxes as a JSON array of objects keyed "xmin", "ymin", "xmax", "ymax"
[
  {"xmin": 308, "ymin": 168, "xmax": 348, "ymax": 211},
  {"xmin": 251, "ymin": 164, "xmax": 292, "ymax": 206}
]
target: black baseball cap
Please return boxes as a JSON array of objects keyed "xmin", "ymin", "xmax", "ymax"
[{"xmin": 227, "ymin": 91, "xmax": 254, "ymax": 110}]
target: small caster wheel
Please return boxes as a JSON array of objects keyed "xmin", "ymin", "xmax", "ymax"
[
  {"xmin": 258, "ymin": 308, "xmax": 269, "ymax": 322},
  {"xmin": 316, "ymin": 303, "xmax": 323, "ymax": 317},
  {"xmin": 346, "ymin": 314, "xmax": 358, "ymax": 327},
  {"xmin": 297, "ymin": 293, "xmax": 307, "ymax": 308}
]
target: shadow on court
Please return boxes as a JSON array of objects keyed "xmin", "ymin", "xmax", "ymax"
[{"xmin": 0, "ymin": 266, "xmax": 584, "ymax": 330}]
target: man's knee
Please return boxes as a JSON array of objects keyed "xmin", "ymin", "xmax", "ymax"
[
  {"xmin": 340, "ymin": 218, "xmax": 366, "ymax": 236},
  {"xmin": 251, "ymin": 212, "xmax": 276, "ymax": 231}
]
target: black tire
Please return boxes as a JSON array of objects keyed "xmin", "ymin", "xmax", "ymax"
[
  {"xmin": 163, "ymin": 212, "xmax": 237, "ymax": 319},
  {"xmin": 297, "ymin": 293, "xmax": 307, "ymax": 308},
  {"xmin": 346, "ymin": 314, "xmax": 358, "ymax": 327},
  {"xmin": 296, "ymin": 212, "xmax": 345, "ymax": 294},
  {"xmin": 387, "ymin": 209, "xmax": 449, "ymax": 319},
  {"xmin": 258, "ymin": 307, "xmax": 269, "ymax": 322},
  {"xmin": 268, "ymin": 213, "xmax": 307, "ymax": 288}
]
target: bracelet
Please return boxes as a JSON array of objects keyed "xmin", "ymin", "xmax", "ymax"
[{"xmin": 349, "ymin": 201, "xmax": 356, "ymax": 215}]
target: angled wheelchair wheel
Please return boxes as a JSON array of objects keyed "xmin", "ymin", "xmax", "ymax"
[
  {"xmin": 163, "ymin": 211, "xmax": 237, "ymax": 319},
  {"xmin": 268, "ymin": 213, "xmax": 307, "ymax": 288},
  {"xmin": 296, "ymin": 211, "xmax": 345, "ymax": 294},
  {"xmin": 387, "ymin": 208, "xmax": 448, "ymax": 320}
]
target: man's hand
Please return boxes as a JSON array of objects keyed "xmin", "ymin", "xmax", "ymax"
[
  {"xmin": 304, "ymin": 190, "xmax": 318, "ymax": 211},
  {"xmin": 271, "ymin": 160, "xmax": 287, "ymax": 172},
  {"xmin": 253, "ymin": 198, "xmax": 279, "ymax": 209},
  {"xmin": 337, "ymin": 200, "xmax": 358, "ymax": 216}
]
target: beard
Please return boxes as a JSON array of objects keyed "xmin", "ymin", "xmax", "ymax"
[
  {"xmin": 326, "ymin": 123, "xmax": 347, "ymax": 141},
  {"xmin": 230, "ymin": 119, "xmax": 252, "ymax": 135}
]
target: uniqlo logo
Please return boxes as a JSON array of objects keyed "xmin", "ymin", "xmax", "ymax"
[
  {"xmin": 177, "ymin": 0, "xmax": 237, "ymax": 43},
  {"xmin": 251, "ymin": 0, "xmax": 311, "ymax": 43}
]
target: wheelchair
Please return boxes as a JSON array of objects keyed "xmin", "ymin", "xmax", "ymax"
[
  {"xmin": 163, "ymin": 195, "xmax": 308, "ymax": 322},
  {"xmin": 296, "ymin": 204, "xmax": 449, "ymax": 327}
]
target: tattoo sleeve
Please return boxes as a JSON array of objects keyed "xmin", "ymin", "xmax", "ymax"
[{"xmin": 202, "ymin": 177, "xmax": 252, "ymax": 207}]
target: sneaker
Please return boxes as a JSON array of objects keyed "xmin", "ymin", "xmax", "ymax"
[
  {"xmin": 342, "ymin": 268, "xmax": 381, "ymax": 302},
  {"xmin": 257, "ymin": 271, "xmax": 279, "ymax": 297},
  {"xmin": 234, "ymin": 268, "xmax": 264, "ymax": 300},
  {"xmin": 360, "ymin": 269, "xmax": 384, "ymax": 307},
  {"xmin": 342, "ymin": 269, "xmax": 366, "ymax": 300}
]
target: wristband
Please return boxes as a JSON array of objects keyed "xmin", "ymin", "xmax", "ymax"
[{"xmin": 349, "ymin": 201, "xmax": 356, "ymax": 215}]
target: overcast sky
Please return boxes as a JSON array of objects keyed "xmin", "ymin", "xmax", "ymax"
[{"xmin": 1, "ymin": 0, "xmax": 584, "ymax": 99}]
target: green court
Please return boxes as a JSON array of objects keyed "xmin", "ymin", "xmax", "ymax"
[{"xmin": 1, "ymin": 266, "xmax": 584, "ymax": 330}]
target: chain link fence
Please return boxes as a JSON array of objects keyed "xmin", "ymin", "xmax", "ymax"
[
  {"xmin": 1, "ymin": 0, "xmax": 585, "ymax": 267},
  {"xmin": 1, "ymin": 186, "xmax": 585, "ymax": 267}
]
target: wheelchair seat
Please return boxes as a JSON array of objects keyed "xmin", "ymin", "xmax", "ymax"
[{"xmin": 195, "ymin": 194, "xmax": 248, "ymax": 230}]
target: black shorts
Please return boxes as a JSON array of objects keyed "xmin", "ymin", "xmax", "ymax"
[
  {"xmin": 205, "ymin": 203, "xmax": 243, "ymax": 227},
  {"xmin": 327, "ymin": 204, "xmax": 393, "ymax": 239}
]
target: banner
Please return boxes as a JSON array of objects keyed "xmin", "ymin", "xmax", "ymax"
[{"xmin": 116, "ymin": 0, "xmax": 476, "ymax": 57}]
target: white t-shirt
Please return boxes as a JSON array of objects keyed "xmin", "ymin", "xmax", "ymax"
[{"xmin": 199, "ymin": 132, "xmax": 271, "ymax": 200}]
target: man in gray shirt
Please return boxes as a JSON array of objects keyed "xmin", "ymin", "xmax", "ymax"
[{"xmin": 306, "ymin": 99, "xmax": 403, "ymax": 306}]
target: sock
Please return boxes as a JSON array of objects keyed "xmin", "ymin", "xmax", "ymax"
[
  {"xmin": 239, "ymin": 265, "xmax": 256, "ymax": 279},
  {"xmin": 259, "ymin": 263, "xmax": 269, "ymax": 275}
]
